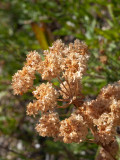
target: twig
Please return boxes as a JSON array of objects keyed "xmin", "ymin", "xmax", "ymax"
[
  {"xmin": 57, "ymin": 101, "xmax": 72, "ymax": 109},
  {"xmin": 50, "ymin": 80, "xmax": 69, "ymax": 97},
  {"xmin": 57, "ymin": 76, "xmax": 70, "ymax": 95},
  {"xmin": 58, "ymin": 99, "xmax": 70, "ymax": 102},
  {"xmin": 66, "ymin": 79, "xmax": 72, "ymax": 97}
]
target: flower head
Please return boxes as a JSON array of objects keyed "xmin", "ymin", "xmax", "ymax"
[
  {"xmin": 35, "ymin": 112, "xmax": 60, "ymax": 138},
  {"xmin": 59, "ymin": 113, "xmax": 88, "ymax": 143},
  {"xmin": 26, "ymin": 51, "xmax": 42, "ymax": 70},
  {"xmin": 12, "ymin": 66, "xmax": 35, "ymax": 95},
  {"xmin": 12, "ymin": 39, "xmax": 120, "ymax": 152}
]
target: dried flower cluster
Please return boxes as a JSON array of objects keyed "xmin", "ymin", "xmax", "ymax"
[
  {"xmin": 82, "ymin": 81, "xmax": 120, "ymax": 146},
  {"xmin": 59, "ymin": 113, "xmax": 88, "ymax": 143},
  {"xmin": 36, "ymin": 112, "xmax": 60, "ymax": 138},
  {"xmin": 12, "ymin": 40, "xmax": 120, "ymax": 160}
]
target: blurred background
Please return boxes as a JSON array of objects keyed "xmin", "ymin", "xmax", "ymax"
[{"xmin": 0, "ymin": 0, "xmax": 120, "ymax": 159}]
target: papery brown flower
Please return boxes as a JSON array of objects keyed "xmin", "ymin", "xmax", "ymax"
[
  {"xmin": 62, "ymin": 40, "xmax": 89, "ymax": 82},
  {"xmin": 32, "ymin": 82, "xmax": 59, "ymax": 112},
  {"xmin": 12, "ymin": 66, "xmax": 35, "ymax": 95},
  {"xmin": 26, "ymin": 101, "xmax": 41, "ymax": 116},
  {"xmin": 36, "ymin": 112, "xmax": 60, "ymax": 138},
  {"xmin": 26, "ymin": 51, "xmax": 42, "ymax": 70},
  {"xmin": 12, "ymin": 39, "xmax": 120, "ymax": 160},
  {"xmin": 40, "ymin": 40, "xmax": 65, "ymax": 80},
  {"xmin": 94, "ymin": 113, "xmax": 115, "ymax": 145},
  {"xmin": 59, "ymin": 113, "xmax": 88, "ymax": 143}
]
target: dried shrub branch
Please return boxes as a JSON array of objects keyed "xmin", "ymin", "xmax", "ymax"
[{"xmin": 12, "ymin": 40, "xmax": 120, "ymax": 159}]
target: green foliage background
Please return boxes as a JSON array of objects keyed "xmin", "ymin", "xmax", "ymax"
[{"xmin": 0, "ymin": 0, "xmax": 120, "ymax": 159}]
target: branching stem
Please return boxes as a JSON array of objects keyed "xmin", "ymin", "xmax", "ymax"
[
  {"xmin": 57, "ymin": 76, "xmax": 70, "ymax": 96},
  {"xmin": 57, "ymin": 101, "xmax": 72, "ymax": 109}
]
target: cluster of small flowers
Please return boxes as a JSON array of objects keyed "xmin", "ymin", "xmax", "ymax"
[
  {"xmin": 12, "ymin": 39, "xmax": 120, "ymax": 150},
  {"xmin": 12, "ymin": 39, "xmax": 89, "ymax": 143},
  {"xmin": 12, "ymin": 66, "xmax": 35, "ymax": 95},
  {"xmin": 12, "ymin": 51, "xmax": 41, "ymax": 95},
  {"xmin": 35, "ymin": 112, "xmax": 60, "ymax": 138},
  {"xmin": 38, "ymin": 40, "xmax": 65, "ymax": 80},
  {"xmin": 27, "ymin": 82, "xmax": 58, "ymax": 115},
  {"xmin": 82, "ymin": 81, "xmax": 120, "ymax": 145},
  {"xmin": 59, "ymin": 113, "xmax": 88, "ymax": 143},
  {"xmin": 62, "ymin": 40, "xmax": 89, "ymax": 82}
]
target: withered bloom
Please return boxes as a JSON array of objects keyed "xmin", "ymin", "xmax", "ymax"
[
  {"xmin": 35, "ymin": 112, "xmax": 60, "ymax": 138},
  {"xmin": 59, "ymin": 113, "xmax": 88, "ymax": 143},
  {"xmin": 12, "ymin": 40, "xmax": 120, "ymax": 159}
]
